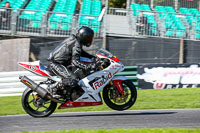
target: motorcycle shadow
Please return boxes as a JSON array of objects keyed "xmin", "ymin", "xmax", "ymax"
[{"xmin": 51, "ymin": 111, "xmax": 177, "ymax": 118}]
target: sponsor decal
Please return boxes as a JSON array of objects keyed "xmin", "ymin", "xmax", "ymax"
[
  {"xmin": 29, "ymin": 66, "xmax": 38, "ymax": 71},
  {"xmin": 138, "ymin": 64, "xmax": 200, "ymax": 89},
  {"xmin": 110, "ymin": 64, "xmax": 121, "ymax": 70},
  {"xmin": 93, "ymin": 72, "xmax": 112, "ymax": 89},
  {"xmin": 153, "ymin": 83, "xmax": 199, "ymax": 89},
  {"xmin": 66, "ymin": 103, "xmax": 73, "ymax": 107},
  {"xmin": 23, "ymin": 80, "xmax": 32, "ymax": 87}
]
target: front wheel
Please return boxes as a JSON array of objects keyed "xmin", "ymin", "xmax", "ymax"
[
  {"xmin": 103, "ymin": 80, "xmax": 137, "ymax": 111},
  {"xmin": 21, "ymin": 88, "xmax": 57, "ymax": 118}
]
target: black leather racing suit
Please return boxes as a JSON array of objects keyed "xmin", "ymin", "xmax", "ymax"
[{"xmin": 47, "ymin": 34, "xmax": 94, "ymax": 87}]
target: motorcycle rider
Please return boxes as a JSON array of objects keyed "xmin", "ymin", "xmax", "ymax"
[{"xmin": 47, "ymin": 26, "xmax": 97, "ymax": 94}]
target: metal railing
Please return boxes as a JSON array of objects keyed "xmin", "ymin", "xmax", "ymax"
[
  {"xmin": 107, "ymin": 7, "xmax": 200, "ymax": 40},
  {"xmin": 0, "ymin": 8, "xmax": 103, "ymax": 38},
  {"xmin": 133, "ymin": 0, "xmax": 200, "ymax": 10},
  {"xmin": 78, "ymin": 14, "xmax": 102, "ymax": 38},
  {"xmin": 0, "ymin": 71, "xmax": 46, "ymax": 97},
  {"xmin": 2, "ymin": 7, "xmax": 200, "ymax": 40},
  {"xmin": 46, "ymin": 11, "xmax": 74, "ymax": 37},
  {"xmin": 106, "ymin": 8, "xmax": 133, "ymax": 36},
  {"xmin": 16, "ymin": 9, "xmax": 45, "ymax": 36}
]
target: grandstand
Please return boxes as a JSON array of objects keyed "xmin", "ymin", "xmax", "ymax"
[
  {"xmin": 19, "ymin": 0, "xmax": 52, "ymax": 28},
  {"xmin": 79, "ymin": 0, "xmax": 101, "ymax": 33},
  {"xmin": 0, "ymin": 0, "xmax": 27, "ymax": 11},
  {"xmin": 49, "ymin": 0, "xmax": 77, "ymax": 31},
  {"xmin": 1, "ymin": 0, "xmax": 200, "ymax": 40},
  {"xmin": 130, "ymin": 1, "xmax": 200, "ymax": 40},
  {"xmin": 131, "ymin": 4, "xmax": 157, "ymax": 36},
  {"xmin": 0, "ymin": 0, "xmax": 102, "ymax": 37}
]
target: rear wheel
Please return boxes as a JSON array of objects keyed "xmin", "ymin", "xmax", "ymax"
[
  {"xmin": 103, "ymin": 80, "xmax": 137, "ymax": 111},
  {"xmin": 21, "ymin": 88, "xmax": 57, "ymax": 118}
]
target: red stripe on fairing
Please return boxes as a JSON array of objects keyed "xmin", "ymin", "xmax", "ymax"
[
  {"xmin": 18, "ymin": 63, "xmax": 50, "ymax": 77},
  {"xmin": 96, "ymin": 53, "xmax": 121, "ymax": 62},
  {"xmin": 113, "ymin": 80, "xmax": 124, "ymax": 95},
  {"xmin": 58, "ymin": 101, "xmax": 103, "ymax": 109}
]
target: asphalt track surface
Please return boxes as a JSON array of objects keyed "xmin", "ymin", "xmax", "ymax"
[{"xmin": 0, "ymin": 109, "xmax": 200, "ymax": 133}]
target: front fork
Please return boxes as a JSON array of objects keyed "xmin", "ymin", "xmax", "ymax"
[
  {"xmin": 110, "ymin": 80, "xmax": 124, "ymax": 95},
  {"xmin": 101, "ymin": 65, "xmax": 124, "ymax": 95}
]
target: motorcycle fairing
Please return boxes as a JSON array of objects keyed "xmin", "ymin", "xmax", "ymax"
[
  {"xmin": 58, "ymin": 101, "xmax": 103, "ymax": 109},
  {"xmin": 18, "ymin": 58, "xmax": 91, "ymax": 78},
  {"xmin": 58, "ymin": 54, "xmax": 125, "ymax": 109},
  {"xmin": 18, "ymin": 61, "xmax": 50, "ymax": 77}
]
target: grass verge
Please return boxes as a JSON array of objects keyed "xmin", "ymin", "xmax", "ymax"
[
  {"xmin": 19, "ymin": 128, "xmax": 200, "ymax": 133},
  {"xmin": 0, "ymin": 88, "xmax": 200, "ymax": 116}
]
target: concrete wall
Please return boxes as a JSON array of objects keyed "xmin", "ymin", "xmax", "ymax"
[{"xmin": 0, "ymin": 38, "xmax": 30, "ymax": 72}]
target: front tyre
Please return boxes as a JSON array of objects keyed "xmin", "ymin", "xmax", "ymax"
[
  {"xmin": 21, "ymin": 88, "xmax": 57, "ymax": 118},
  {"xmin": 103, "ymin": 80, "xmax": 137, "ymax": 111}
]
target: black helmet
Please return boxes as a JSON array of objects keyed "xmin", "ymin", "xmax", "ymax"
[{"xmin": 76, "ymin": 26, "xmax": 94, "ymax": 47}]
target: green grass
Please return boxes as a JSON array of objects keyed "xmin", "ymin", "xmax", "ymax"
[
  {"xmin": 0, "ymin": 88, "xmax": 200, "ymax": 116},
  {"xmin": 19, "ymin": 128, "xmax": 200, "ymax": 133}
]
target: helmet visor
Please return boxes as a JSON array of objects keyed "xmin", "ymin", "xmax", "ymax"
[{"xmin": 86, "ymin": 35, "xmax": 94, "ymax": 47}]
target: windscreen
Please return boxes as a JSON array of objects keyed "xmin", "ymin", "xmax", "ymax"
[{"xmin": 96, "ymin": 48, "xmax": 114, "ymax": 58}]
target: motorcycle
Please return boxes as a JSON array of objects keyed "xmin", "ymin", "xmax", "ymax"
[{"xmin": 18, "ymin": 48, "xmax": 137, "ymax": 117}]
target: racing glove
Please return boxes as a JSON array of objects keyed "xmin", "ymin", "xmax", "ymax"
[{"xmin": 86, "ymin": 62, "xmax": 97, "ymax": 71}]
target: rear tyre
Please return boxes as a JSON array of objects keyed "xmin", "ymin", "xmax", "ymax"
[
  {"xmin": 21, "ymin": 88, "xmax": 57, "ymax": 118},
  {"xmin": 103, "ymin": 80, "xmax": 137, "ymax": 111}
]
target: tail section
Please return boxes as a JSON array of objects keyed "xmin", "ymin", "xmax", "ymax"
[{"xmin": 18, "ymin": 61, "xmax": 50, "ymax": 77}]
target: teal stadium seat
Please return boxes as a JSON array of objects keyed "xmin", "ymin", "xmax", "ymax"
[
  {"xmin": 32, "ymin": 21, "xmax": 40, "ymax": 28},
  {"xmin": 155, "ymin": 5, "xmax": 186, "ymax": 37},
  {"xmin": 131, "ymin": 4, "xmax": 157, "ymax": 35},
  {"xmin": 0, "ymin": 0, "xmax": 27, "ymax": 11},
  {"xmin": 179, "ymin": 7, "xmax": 200, "ymax": 39},
  {"xmin": 50, "ymin": 23, "xmax": 58, "ymax": 30},
  {"xmin": 48, "ymin": 0, "xmax": 77, "ymax": 30},
  {"xmin": 79, "ymin": 0, "xmax": 101, "ymax": 33},
  {"xmin": 19, "ymin": 0, "xmax": 52, "ymax": 28}
]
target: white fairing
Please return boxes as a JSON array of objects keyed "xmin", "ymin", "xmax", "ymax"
[
  {"xmin": 76, "ymin": 53, "xmax": 126, "ymax": 103},
  {"xmin": 112, "ymin": 76, "xmax": 128, "ymax": 81}
]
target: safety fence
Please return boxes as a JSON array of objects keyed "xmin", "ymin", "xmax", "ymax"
[
  {"xmin": 134, "ymin": 0, "xmax": 200, "ymax": 10},
  {"xmin": 0, "ymin": 66, "xmax": 138, "ymax": 97},
  {"xmin": 0, "ymin": 71, "xmax": 46, "ymax": 97},
  {"xmin": 106, "ymin": 8, "xmax": 133, "ymax": 36},
  {"xmin": 0, "ymin": 8, "xmax": 103, "ymax": 38},
  {"xmin": 107, "ymin": 7, "xmax": 200, "ymax": 40},
  {"xmin": 1, "ymin": 7, "xmax": 200, "ymax": 40}
]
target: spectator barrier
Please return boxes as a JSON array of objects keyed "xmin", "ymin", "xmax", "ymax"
[
  {"xmin": 107, "ymin": 7, "xmax": 200, "ymax": 40},
  {"xmin": 134, "ymin": 0, "xmax": 200, "ymax": 9},
  {"xmin": 1, "ymin": 7, "xmax": 200, "ymax": 40},
  {"xmin": 0, "ymin": 8, "xmax": 103, "ymax": 38},
  {"xmin": 0, "ymin": 71, "xmax": 46, "ymax": 97}
]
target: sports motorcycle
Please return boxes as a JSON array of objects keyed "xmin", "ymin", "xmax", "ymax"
[{"xmin": 18, "ymin": 48, "xmax": 137, "ymax": 117}]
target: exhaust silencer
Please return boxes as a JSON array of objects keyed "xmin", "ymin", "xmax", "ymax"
[{"xmin": 19, "ymin": 75, "xmax": 64, "ymax": 103}]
